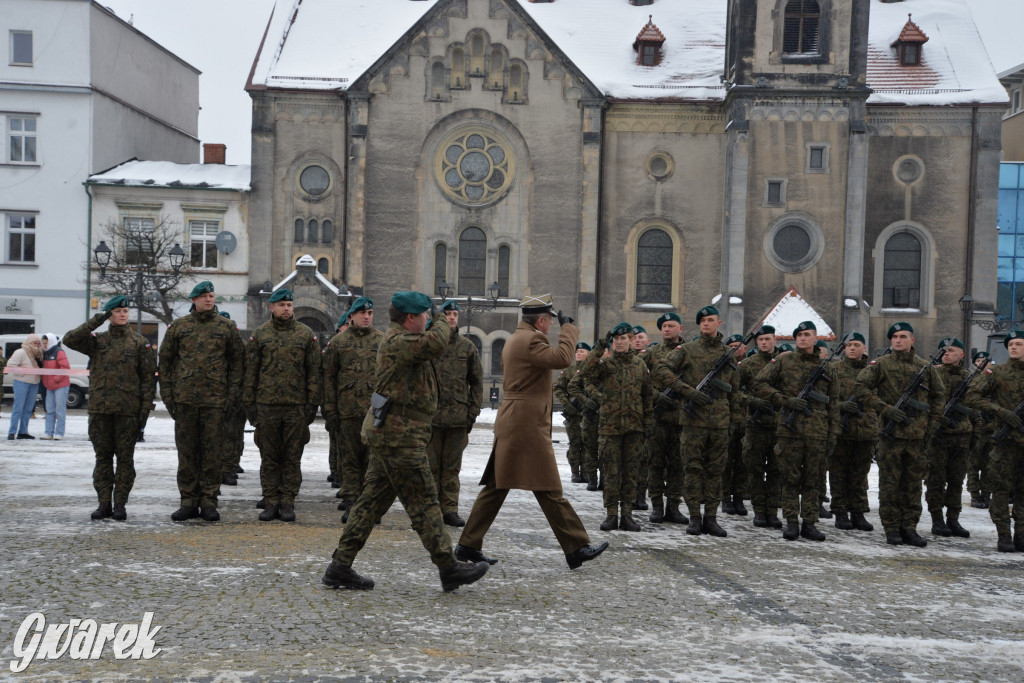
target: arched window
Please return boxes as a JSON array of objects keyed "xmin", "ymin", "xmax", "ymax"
[
  {"xmin": 321, "ymin": 219, "xmax": 333, "ymax": 244},
  {"xmin": 317, "ymin": 257, "xmax": 329, "ymax": 275},
  {"xmin": 883, "ymin": 232, "xmax": 922, "ymax": 308},
  {"xmin": 467, "ymin": 334, "xmax": 482, "ymax": 357},
  {"xmin": 470, "ymin": 35, "xmax": 485, "ymax": 75},
  {"xmin": 431, "ymin": 61, "xmax": 446, "ymax": 99},
  {"xmin": 294, "ymin": 218, "xmax": 304, "ymax": 243},
  {"xmin": 307, "ymin": 219, "xmax": 319, "ymax": 244},
  {"xmin": 497, "ymin": 245, "xmax": 510, "ymax": 297},
  {"xmin": 451, "ymin": 48, "xmax": 465, "ymax": 88},
  {"xmin": 490, "ymin": 48, "xmax": 504, "ymax": 87},
  {"xmin": 783, "ymin": 0, "xmax": 820, "ymax": 55},
  {"xmin": 636, "ymin": 229, "xmax": 673, "ymax": 303},
  {"xmin": 434, "ymin": 243, "xmax": 447, "ymax": 296},
  {"xmin": 491, "ymin": 338, "xmax": 505, "ymax": 376},
  {"xmin": 509, "ymin": 63, "xmax": 524, "ymax": 102},
  {"xmin": 459, "ymin": 227, "xmax": 486, "ymax": 295}
]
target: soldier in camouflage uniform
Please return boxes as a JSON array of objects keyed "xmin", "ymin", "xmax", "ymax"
[
  {"xmin": 967, "ymin": 351, "xmax": 994, "ymax": 509},
  {"xmin": 740, "ymin": 325, "xmax": 783, "ymax": 529},
  {"xmin": 218, "ymin": 311, "xmax": 246, "ymax": 487},
  {"xmin": 966, "ymin": 330, "xmax": 1024, "ymax": 552},
  {"xmin": 64, "ymin": 295, "xmax": 156, "ymax": 521},
  {"xmin": 243, "ymin": 288, "xmax": 322, "ymax": 523},
  {"xmin": 326, "ymin": 312, "xmax": 349, "ymax": 494},
  {"xmin": 753, "ymin": 321, "xmax": 839, "ymax": 542},
  {"xmin": 160, "ymin": 282, "xmax": 245, "ymax": 522},
  {"xmin": 653, "ymin": 306, "xmax": 738, "ymax": 537},
  {"xmin": 568, "ymin": 353, "xmax": 601, "ymax": 490},
  {"xmin": 830, "ymin": 332, "xmax": 877, "ymax": 532},
  {"xmin": 554, "ymin": 342, "xmax": 591, "ymax": 484},
  {"xmin": 322, "ymin": 297, "xmax": 383, "ymax": 520},
  {"xmin": 855, "ymin": 322, "xmax": 944, "ymax": 547},
  {"xmin": 427, "ymin": 300, "xmax": 483, "ymax": 527},
  {"xmin": 580, "ymin": 323, "xmax": 654, "ymax": 532},
  {"xmin": 647, "ymin": 312, "xmax": 688, "ymax": 524},
  {"xmin": 722, "ymin": 333, "xmax": 749, "ymax": 516},
  {"xmin": 631, "ymin": 325, "xmax": 653, "ymax": 511},
  {"xmin": 321, "ymin": 291, "xmax": 489, "ymax": 592}
]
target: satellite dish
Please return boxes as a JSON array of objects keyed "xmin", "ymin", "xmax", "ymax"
[{"xmin": 214, "ymin": 231, "xmax": 237, "ymax": 255}]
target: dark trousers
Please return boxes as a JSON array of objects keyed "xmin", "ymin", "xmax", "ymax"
[
  {"xmin": 89, "ymin": 413, "xmax": 139, "ymax": 505},
  {"xmin": 830, "ymin": 439, "xmax": 875, "ymax": 514},
  {"xmin": 174, "ymin": 405, "xmax": 225, "ymax": 508},
  {"xmin": 255, "ymin": 404, "xmax": 309, "ymax": 505},
  {"xmin": 877, "ymin": 438, "xmax": 926, "ymax": 533},
  {"xmin": 460, "ymin": 485, "xmax": 591, "ymax": 555}
]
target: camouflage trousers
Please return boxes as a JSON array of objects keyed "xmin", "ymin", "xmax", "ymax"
[
  {"xmin": 174, "ymin": 405, "xmax": 225, "ymax": 509},
  {"xmin": 925, "ymin": 433, "xmax": 971, "ymax": 513},
  {"xmin": 332, "ymin": 442, "xmax": 456, "ymax": 569},
  {"xmin": 426, "ymin": 425, "xmax": 468, "ymax": 514},
  {"xmin": 984, "ymin": 442, "xmax": 1024, "ymax": 535},
  {"xmin": 581, "ymin": 415, "xmax": 600, "ymax": 480},
  {"xmin": 876, "ymin": 438, "xmax": 926, "ymax": 533},
  {"xmin": 681, "ymin": 426, "xmax": 728, "ymax": 516},
  {"xmin": 565, "ymin": 415, "xmax": 584, "ymax": 475},
  {"xmin": 722, "ymin": 421, "xmax": 748, "ymax": 499},
  {"xmin": 222, "ymin": 405, "xmax": 245, "ymax": 475},
  {"xmin": 598, "ymin": 431, "xmax": 643, "ymax": 510},
  {"xmin": 328, "ymin": 429, "xmax": 340, "ymax": 481},
  {"xmin": 743, "ymin": 423, "xmax": 781, "ymax": 514},
  {"xmin": 830, "ymin": 438, "xmax": 875, "ymax": 514},
  {"xmin": 88, "ymin": 413, "xmax": 139, "ymax": 505},
  {"xmin": 775, "ymin": 435, "xmax": 824, "ymax": 523},
  {"xmin": 634, "ymin": 438, "xmax": 650, "ymax": 500},
  {"xmin": 255, "ymin": 404, "xmax": 309, "ymax": 506},
  {"xmin": 647, "ymin": 417, "xmax": 683, "ymax": 507},
  {"xmin": 967, "ymin": 433, "xmax": 993, "ymax": 497},
  {"xmin": 339, "ymin": 417, "xmax": 371, "ymax": 501}
]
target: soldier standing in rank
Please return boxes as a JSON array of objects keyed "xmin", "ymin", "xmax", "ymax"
[
  {"xmin": 753, "ymin": 321, "xmax": 839, "ymax": 541},
  {"xmin": 647, "ymin": 312, "xmax": 688, "ymax": 525},
  {"xmin": 653, "ymin": 305, "xmax": 738, "ymax": 537},
  {"xmin": 855, "ymin": 322, "xmax": 944, "ymax": 547},
  {"xmin": 554, "ymin": 342, "xmax": 592, "ymax": 484},
  {"xmin": 326, "ymin": 311, "xmax": 349, "ymax": 493},
  {"xmin": 569, "ymin": 345, "xmax": 602, "ymax": 491},
  {"xmin": 243, "ymin": 288, "xmax": 322, "ymax": 523},
  {"xmin": 722, "ymin": 333, "xmax": 749, "ymax": 516},
  {"xmin": 321, "ymin": 291, "xmax": 489, "ymax": 591},
  {"xmin": 427, "ymin": 300, "xmax": 484, "ymax": 527},
  {"xmin": 160, "ymin": 282, "xmax": 245, "ymax": 522},
  {"xmin": 967, "ymin": 351, "xmax": 994, "ymax": 509},
  {"xmin": 64, "ymin": 295, "xmax": 156, "ymax": 521},
  {"xmin": 740, "ymin": 325, "xmax": 783, "ymax": 529},
  {"xmin": 631, "ymin": 325, "xmax": 653, "ymax": 511},
  {"xmin": 966, "ymin": 331, "xmax": 1024, "ymax": 552},
  {"xmin": 926, "ymin": 337, "xmax": 974, "ymax": 538},
  {"xmin": 218, "ymin": 311, "xmax": 246, "ymax": 487},
  {"xmin": 830, "ymin": 332, "xmax": 877, "ymax": 532},
  {"xmin": 322, "ymin": 297, "xmax": 382, "ymax": 520}
]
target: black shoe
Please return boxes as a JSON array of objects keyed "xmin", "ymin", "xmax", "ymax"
[
  {"xmin": 634, "ymin": 495, "xmax": 648, "ymax": 511},
  {"xmin": 454, "ymin": 544, "xmax": 499, "ymax": 565},
  {"xmin": 571, "ymin": 472, "xmax": 584, "ymax": 483},
  {"xmin": 703, "ymin": 515, "xmax": 727, "ymax": 537},
  {"xmin": 443, "ymin": 512, "xmax": 466, "ymax": 527},
  {"xmin": 649, "ymin": 507, "xmax": 664, "ymax": 523},
  {"xmin": 1015, "ymin": 531, "xmax": 1024, "ymax": 552},
  {"xmin": 279, "ymin": 503, "xmax": 296, "ymax": 522},
  {"xmin": 338, "ymin": 498, "xmax": 354, "ymax": 511},
  {"xmin": 599, "ymin": 514, "xmax": 618, "ymax": 531},
  {"xmin": 930, "ymin": 511, "xmax": 952, "ymax": 537},
  {"xmin": 997, "ymin": 532, "xmax": 1015, "ymax": 552},
  {"xmin": 256, "ymin": 497, "xmax": 266, "ymax": 510},
  {"xmin": 886, "ymin": 529, "xmax": 904, "ymax": 545},
  {"xmin": 900, "ymin": 528, "xmax": 927, "ymax": 548},
  {"xmin": 586, "ymin": 478, "xmax": 599, "ymax": 492},
  {"xmin": 200, "ymin": 507, "xmax": 220, "ymax": 522},
  {"xmin": 111, "ymin": 504, "xmax": 127, "ymax": 522},
  {"xmin": 822, "ymin": 495, "xmax": 830, "ymax": 503},
  {"xmin": 851, "ymin": 511, "xmax": 874, "ymax": 531},
  {"xmin": 439, "ymin": 560, "xmax": 489, "ymax": 592},
  {"xmin": 947, "ymin": 514, "xmax": 970, "ymax": 538},
  {"xmin": 733, "ymin": 497, "xmax": 748, "ymax": 516},
  {"xmin": 818, "ymin": 503, "xmax": 833, "ymax": 519},
  {"xmin": 16, "ymin": 433, "xmax": 34, "ymax": 439},
  {"xmin": 7, "ymin": 434, "xmax": 13, "ymax": 440},
  {"xmin": 753, "ymin": 511, "xmax": 769, "ymax": 528},
  {"xmin": 765, "ymin": 512, "xmax": 783, "ymax": 529},
  {"xmin": 619, "ymin": 513, "xmax": 641, "ymax": 532},
  {"xmin": 783, "ymin": 521, "xmax": 799, "ymax": 541},
  {"xmin": 171, "ymin": 506, "xmax": 200, "ymax": 522},
  {"xmin": 327, "ymin": 473, "xmax": 335, "ymax": 483},
  {"xmin": 566, "ymin": 541, "xmax": 609, "ymax": 569},
  {"xmin": 330, "ymin": 479, "xmax": 341, "ymax": 489},
  {"xmin": 970, "ymin": 496, "xmax": 985, "ymax": 509},
  {"xmin": 664, "ymin": 505, "xmax": 689, "ymax": 525},
  {"xmin": 258, "ymin": 504, "xmax": 279, "ymax": 522},
  {"xmin": 235, "ymin": 465, "xmax": 244, "ymax": 474},
  {"xmin": 222, "ymin": 473, "xmax": 237, "ymax": 486},
  {"xmin": 91, "ymin": 502, "xmax": 113, "ymax": 520},
  {"xmin": 834, "ymin": 511, "xmax": 853, "ymax": 530},
  {"xmin": 801, "ymin": 521, "xmax": 825, "ymax": 542},
  {"xmin": 721, "ymin": 498, "xmax": 736, "ymax": 515},
  {"xmin": 686, "ymin": 513, "xmax": 703, "ymax": 536},
  {"xmin": 322, "ymin": 561, "xmax": 374, "ymax": 590},
  {"xmin": 980, "ymin": 493, "xmax": 992, "ymax": 509}
]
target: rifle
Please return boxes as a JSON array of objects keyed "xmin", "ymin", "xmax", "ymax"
[
  {"xmin": 779, "ymin": 340, "xmax": 847, "ymax": 433},
  {"xmin": 934, "ymin": 357, "xmax": 989, "ymax": 443},
  {"xmin": 993, "ymin": 395, "xmax": 1024, "ymax": 442},
  {"xmin": 839, "ymin": 348, "xmax": 890, "ymax": 434},
  {"xmin": 879, "ymin": 350, "xmax": 944, "ymax": 441}
]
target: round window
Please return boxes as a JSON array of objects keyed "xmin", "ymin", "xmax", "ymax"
[
  {"xmin": 299, "ymin": 165, "xmax": 330, "ymax": 196},
  {"xmin": 763, "ymin": 215, "xmax": 824, "ymax": 273},
  {"xmin": 894, "ymin": 157, "xmax": 923, "ymax": 184},
  {"xmin": 773, "ymin": 224, "xmax": 811, "ymax": 263},
  {"xmin": 434, "ymin": 127, "xmax": 515, "ymax": 206},
  {"xmin": 645, "ymin": 151, "xmax": 674, "ymax": 181}
]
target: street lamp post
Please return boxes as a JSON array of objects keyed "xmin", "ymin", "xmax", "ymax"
[
  {"xmin": 93, "ymin": 239, "xmax": 186, "ymax": 334},
  {"xmin": 436, "ymin": 280, "xmax": 501, "ymax": 334}
]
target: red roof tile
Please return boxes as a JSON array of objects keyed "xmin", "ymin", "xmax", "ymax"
[
  {"xmin": 635, "ymin": 15, "xmax": 666, "ymax": 45},
  {"xmin": 892, "ymin": 14, "xmax": 929, "ymax": 46},
  {"xmin": 867, "ymin": 46, "xmax": 941, "ymax": 89}
]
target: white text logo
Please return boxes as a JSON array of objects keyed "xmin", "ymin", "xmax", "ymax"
[{"xmin": 10, "ymin": 612, "xmax": 162, "ymax": 673}]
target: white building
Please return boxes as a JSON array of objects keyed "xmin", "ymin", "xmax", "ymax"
[{"xmin": 0, "ymin": 0, "xmax": 199, "ymax": 338}]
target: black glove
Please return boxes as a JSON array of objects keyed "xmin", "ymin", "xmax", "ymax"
[
  {"xmin": 937, "ymin": 415, "xmax": 955, "ymax": 430},
  {"xmin": 644, "ymin": 423, "xmax": 656, "ymax": 439},
  {"xmin": 748, "ymin": 397, "xmax": 772, "ymax": 412},
  {"xmin": 94, "ymin": 310, "xmax": 112, "ymax": 325},
  {"xmin": 594, "ymin": 337, "xmax": 608, "ymax": 352},
  {"xmin": 839, "ymin": 400, "xmax": 860, "ymax": 415},
  {"xmin": 562, "ymin": 402, "xmax": 581, "ymax": 418},
  {"xmin": 306, "ymin": 405, "xmax": 318, "ymax": 425},
  {"xmin": 556, "ymin": 310, "xmax": 574, "ymax": 325},
  {"xmin": 884, "ymin": 405, "xmax": 908, "ymax": 424},
  {"xmin": 785, "ymin": 396, "xmax": 808, "ymax": 412},
  {"xmin": 687, "ymin": 389, "xmax": 713, "ymax": 406},
  {"xmin": 583, "ymin": 397, "xmax": 600, "ymax": 413},
  {"xmin": 245, "ymin": 403, "xmax": 258, "ymax": 427},
  {"xmin": 430, "ymin": 300, "xmax": 439, "ymax": 317},
  {"xmin": 138, "ymin": 410, "xmax": 150, "ymax": 428},
  {"xmin": 467, "ymin": 417, "xmax": 476, "ymax": 433},
  {"xmin": 324, "ymin": 413, "xmax": 341, "ymax": 433},
  {"xmin": 654, "ymin": 391, "xmax": 677, "ymax": 411},
  {"xmin": 164, "ymin": 400, "xmax": 176, "ymax": 421},
  {"xmin": 999, "ymin": 408, "xmax": 1023, "ymax": 430}
]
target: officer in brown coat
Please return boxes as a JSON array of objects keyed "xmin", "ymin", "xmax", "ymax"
[{"xmin": 456, "ymin": 294, "xmax": 609, "ymax": 570}]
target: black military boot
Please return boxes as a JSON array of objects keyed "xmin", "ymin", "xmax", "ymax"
[
  {"xmin": 322, "ymin": 561, "xmax": 374, "ymax": 590},
  {"xmin": 443, "ymin": 511, "xmax": 466, "ymax": 527},
  {"xmin": 801, "ymin": 521, "xmax": 825, "ymax": 542},
  {"xmin": 782, "ymin": 521, "xmax": 799, "ymax": 541},
  {"xmin": 885, "ymin": 529, "xmax": 904, "ymax": 545},
  {"xmin": 338, "ymin": 498, "xmax": 354, "ymax": 512},
  {"xmin": 222, "ymin": 472, "xmax": 237, "ymax": 486},
  {"xmin": 765, "ymin": 511, "xmax": 784, "ymax": 529},
  {"xmin": 258, "ymin": 504, "xmax": 279, "ymax": 522},
  {"xmin": 91, "ymin": 502, "xmax": 113, "ymax": 520},
  {"xmin": 571, "ymin": 471, "xmax": 584, "ymax": 484},
  {"xmin": 256, "ymin": 497, "xmax": 266, "ymax": 509},
  {"xmin": 236, "ymin": 465, "xmax": 244, "ymax": 474},
  {"xmin": 440, "ymin": 560, "xmax": 489, "ymax": 592},
  {"xmin": 834, "ymin": 511, "xmax": 853, "ymax": 530},
  {"xmin": 980, "ymin": 493, "xmax": 992, "ymax": 509},
  {"xmin": 997, "ymin": 532, "xmax": 1015, "ymax": 552},
  {"xmin": 664, "ymin": 505, "xmax": 689, "ymax": 525},
  {"xmin": 634, "ymin": 493, "xmax": 648, "ymax": 511},
  {"xmin": 752, "ymin": 511, "xmax": 769, "ymax": 528},
  {"xmin": 930, "ymin": 510, "xmax": 952, "ymax": 537},
  {"xmin": 721, "ymin": 497, "xmax": 736, "ymax": 515},
  {"xmin": 733, "ymin": 496, "xmax": 748, "ymax": 516},
  {"xmin": 171, "ymin": 506, "xmax": 200, "ymax": 522},
  {"xmin": 851, "ymin": 511, "xmax": 874, "ymax": 531},
  {"xmin": 586, "ymin": 474, "xmax": 600, "ymax": 492},
  {"xmin": 200, "ymin": 506, "xmax": 220, "ymax": 522},
  {"xmin": 900, "ymin": 528, "xmax": 928, "ymax": 547},
  {"xmin": 619, "ymin": 505, "xmax": 641, "ymax": 532},
  {"xmin": 649, "ymin": 501, "xmax": 664, "ymax": 523},
  {"xmin": 1015, "ymin": 529, "xmax": 1024, "ymax": 552},
  {"xmin": 702, "ymin": 515, "xmax": 727, "ymax": 537},
  {"xmin": 111, "ymin": 503, "xmax": 127, "ymax": 521},
  {"xmin": 599, "ymin": 508, "xmax": 618, "ymax": 531},
  {"xmin": 818, "ymin": 503, "xmax": 833, "ymax": 520},
  {"xmin": 946, "ymin": 511, "xmax": 970, "ymax": 538},
  {"xmin": 279, "ymin": 503, "xmax": 296, "ymax": 523},
  {"xmin": 686, "ymin": 513, "xmax": 703, "ymax": 535}
]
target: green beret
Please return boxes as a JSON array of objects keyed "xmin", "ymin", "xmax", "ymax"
[
  {"xmin": 793, "ymin": 320, "xmax": 817, "ymax": 337},
  {"xmin": 218, "ymin": 311, "xmax": 231, "ymax": 320},
  {"xmin": 576, "ymin": 342, "xmax": 592, "ymax": 351},
  {"xmin": 725, "ymin": 334, "xmax": 744, "ymax": 345},
  {"xmin": 349, "ymin": 296, "xmax": 374, "ymax": 314},
  {"xmin": 440, "ymin": 300, "xmax": 460, "ymax": 312},
  {"xmin": 887, "ymin": 322, "xmax": 913, "ymax": 339},
  {"xmin": 1004, "ymin": 330, "xmax": 1024, "ymax": 348},
  {"xmin": 973, "ymin": 351, "xmax": 991, "ymax": 361},
  {"xmin": 695, "ymin": 306, "xmax": 719, "ymax": 324},
  {"xmin": 189, "ymin": 281, "xmax": 214, "ymax": 299},
  {"xmin": 337, "ymin": 312, "xmax": 349, "ymax": 329},
  {"xmin": 268, "ymin": 288, "xmax": 293, "ymax": 303},
  {"xmin": 843, "ymin": 331, "xmax": 866, "ymax": 345},
  {"xmin": 754, "ymin": 325, "xmax": 776, "ymax": 338},
  {"xmin": 656, "ymin": 312, "xmax": 682, "ymax": 330},
  {"xmin": 815, "ymin": 340, "xmax": 828, "ymax": 348},
  {"xmin": 938, "ymin": 337, "xmax": 964, "ymax": 351},
  {"xmin": 392, "ymin": 291, "xmax": 432, "ymax": 314},
  {"xmin": 632, "ymin": 325, "xmax": 647, "ymax": 335},
  {"xmin": 609, "ymin": 322, "xmax": 633, "ymax": 338},
  {"xmin": 777, "ymin": 343, "xmax": 794, "ymax": 352},
  {"xmin": 103, "ymin": 294, "xmax": 130, "ymax": 312}
]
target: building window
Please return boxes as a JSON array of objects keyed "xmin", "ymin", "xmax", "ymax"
[
  {"xmin": 806, "ymin": 144, "xmax": 829, "ymax": 173},
  {"xmin": 431, "ymin": 61, "xmax": 446, "ymax": 99},
  {"xmin": 294, "ymin": 218, "xmax": 304, "ymax": 243},
  {"xmin": 307, "ymin": 219, "xmax": 319, "ymax": 244},
  {"xmin": 298, "ymin": 165, "xmax": 330, "ymax": 196},
  {"xmin": 189, "ymin": 220, "xmax": 219, "ymax": 269},
  {"xmin": 434, "ymin": 243, "xmax": 447, "ymax": 295},
  {"xmin": 435, "ymin": 126, "xmax": 516, "ymax": 207},
  {"xmin": 882, "ymin": 232, "xmax": 922, "ymax": 309},
  {"xmin": 763, "ymin": 214, "xmax": 825, "ymax": 273},
  {"xmin": 489, "ymin": 48, "xmax": 504, "ymax": 87},
  {"xmin": 5, "ymin": 213, "xmax": 35, "ymax": 263},
  {"xmin": 1014, "ymin": 90, "xmax": 1021, "ymax": 114},
  {"xmin": 497, "ymin": 245, "xmax": 510, "ymax": 297},
  {"xmin": 470, "ymin": 35, "xmax": 485, "ymax": 75},
  {"xmin": 636, "ymin": 229, "xmax": 672, "ymax": 303},
  {"xmin": 451, "ymin": 47, "xmax": 465, "ymax": 89},
  {"xmin": 899, "ymin": 43, "xmax": 920, "ymax": 66},
  {"xmin": 318, "ymin": 257, "xmax": 329, "ymax": 275},
  {"xmin": 459, "ymin": 227, "xmax": 486, "ymax": 296},
  {"xmin": 998, "ymin": 163, "xmax": 1024, "ymax": 321},
  {"xmin": 10, "ymin": 31, "xmax": 32, "ymax": 66},
  {"xmin": 508, "ymin": 63, "xmax": 525, "ymax": 102},
  {"xmin": 322, "ymin": 219, "xmax": 333, "ymax": 244},
  {"xmin": 9, "ymin": 116, "xmax": 37, "ymax": 163},
  {"xmin": 646, "ymin": 151, "xmax": 674, "ymax": 181},
  {"xmin": 491, "ymin": 338, "xmax": 505, "ymax": 376},
  {"xmin": 766, "ymin": 179, "xmax": 785, "ymax": 206},
  {"xmin": 122, "ymin": 217, "xmax": 155, "ymax": 265},
  {"xmin": 783, "ymin": 0, "xmax": 820, "ymax": 55}
]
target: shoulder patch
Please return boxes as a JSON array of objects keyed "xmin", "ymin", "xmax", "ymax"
[
  {"xmin": 870, "ymin": 360, "xmax": 877, "ymax": 365},
  {"xmin": 770, "ymin": 358, "xmax": 777, "ymax": 363},
  {"xmin": 248, "ymin": 336, "xmax": 254, "ymax": 342},
  {"xmin": 985, "ymin": 368, "xmax": 993, "ymax": 374},
  {"xmin": 144, "ymin": 343, "xmax": 152, "ymax": 349}
]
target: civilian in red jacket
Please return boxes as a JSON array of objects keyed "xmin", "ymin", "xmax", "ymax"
[{"xmin": 41, "ymin": 333, "xmax": 70, "ymax": 440}]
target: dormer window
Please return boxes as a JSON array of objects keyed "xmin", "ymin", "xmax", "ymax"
[
  {"xmin": 633, "ymin": 15, "xmax": 666, "ymax": 67},
  {"xmin": 891, "ymin": 14, "xmax": 928, "ymax": 66}
]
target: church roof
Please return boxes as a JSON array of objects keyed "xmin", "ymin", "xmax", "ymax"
[
  {"xmin": 891, "ymin": 14, "xmax": 929, "ymax": 46},
  {"xmin": 247, "ymin": 0, "xmax": 1005, "ymax": 106},
  {"xmin": 760, "ymin": 287, "xmax": 835, "ymax": 341}
]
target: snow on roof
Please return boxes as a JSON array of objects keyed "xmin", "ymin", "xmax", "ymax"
[
  {"xmin": 268, "ymin": 255, "xmax": 349, "ymax": 297},
  {"xmin": 88, "ymin": 160, "xmax": 251, "ymax": 191},
  {"xmin": 248, "ymin": 0, "xmax": 1003, "ymax": 106},
  {"xmin": 761, "ymin": 287, "xmax": 835, "ymax": 340}
]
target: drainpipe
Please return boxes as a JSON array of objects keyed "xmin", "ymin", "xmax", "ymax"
[
  {"xmin": 964, "ymin": 107, "xmax": 978, "ymax": 351},
  {"xmin": 84, "ymin": 182, "xmax": 94, "ymax": 323}
]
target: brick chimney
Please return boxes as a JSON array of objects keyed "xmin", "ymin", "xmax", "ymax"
[{"xmin": 203, "ymin": 143, "xmax": 226, "ymax": 165}]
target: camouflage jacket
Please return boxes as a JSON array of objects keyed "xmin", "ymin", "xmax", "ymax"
[
  {"xmin": 431, "ymin": 327, "xmax": 483, "ymax": 428},
  {"xmin": 753, "ymin": 347, "xmax": 839, "ymax": 440},
  {"xmin": 322, "ymin": 325, "xmax": 384, "ymax": 419},
  {"xmin": 554, "ymin": 360, "xmax": 582, "ymax": 416},
  {"xmin": 158, "ymin": 309, "xmax": 244, "ymax": 408},
  {"xmin": 738, "ymin": 349, "xmax": 778, "ymax": 428},
  {"xmin": 966, "ymin": 358, "xmax": 1024, "ymax": 446},
  {"xmin": 854, "ymin": 347, "xmax": 944, "ymax": 441},
  {"xmin": 242, "ymin": 316, "xmax": 322, "ymax": 407},
  {"xmin": 652, "ymin": 332, "xmax": 738, "ymax": 429},
  {"xmin": 579, "ymin": 348, "xmax": 653, "ymax": 436},
  {"xmin": 834, "ymin": 354, "xmax": 879, "ymax": 441},
  {"xmin": 63, "ymin": 314, "xmax": 156, "ymax": 416},
  {"xmin": 646, "ymin": 339, "xmax": 684, "ymax": 423},
  {"xmin": 934, "ymin": 362, "xmax": 974, "ymax": 436}
]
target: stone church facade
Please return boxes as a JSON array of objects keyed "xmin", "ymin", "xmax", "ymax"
[{"xmin": 245, "ymin": 0, "xmax": 1004, "ymax": 368}]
